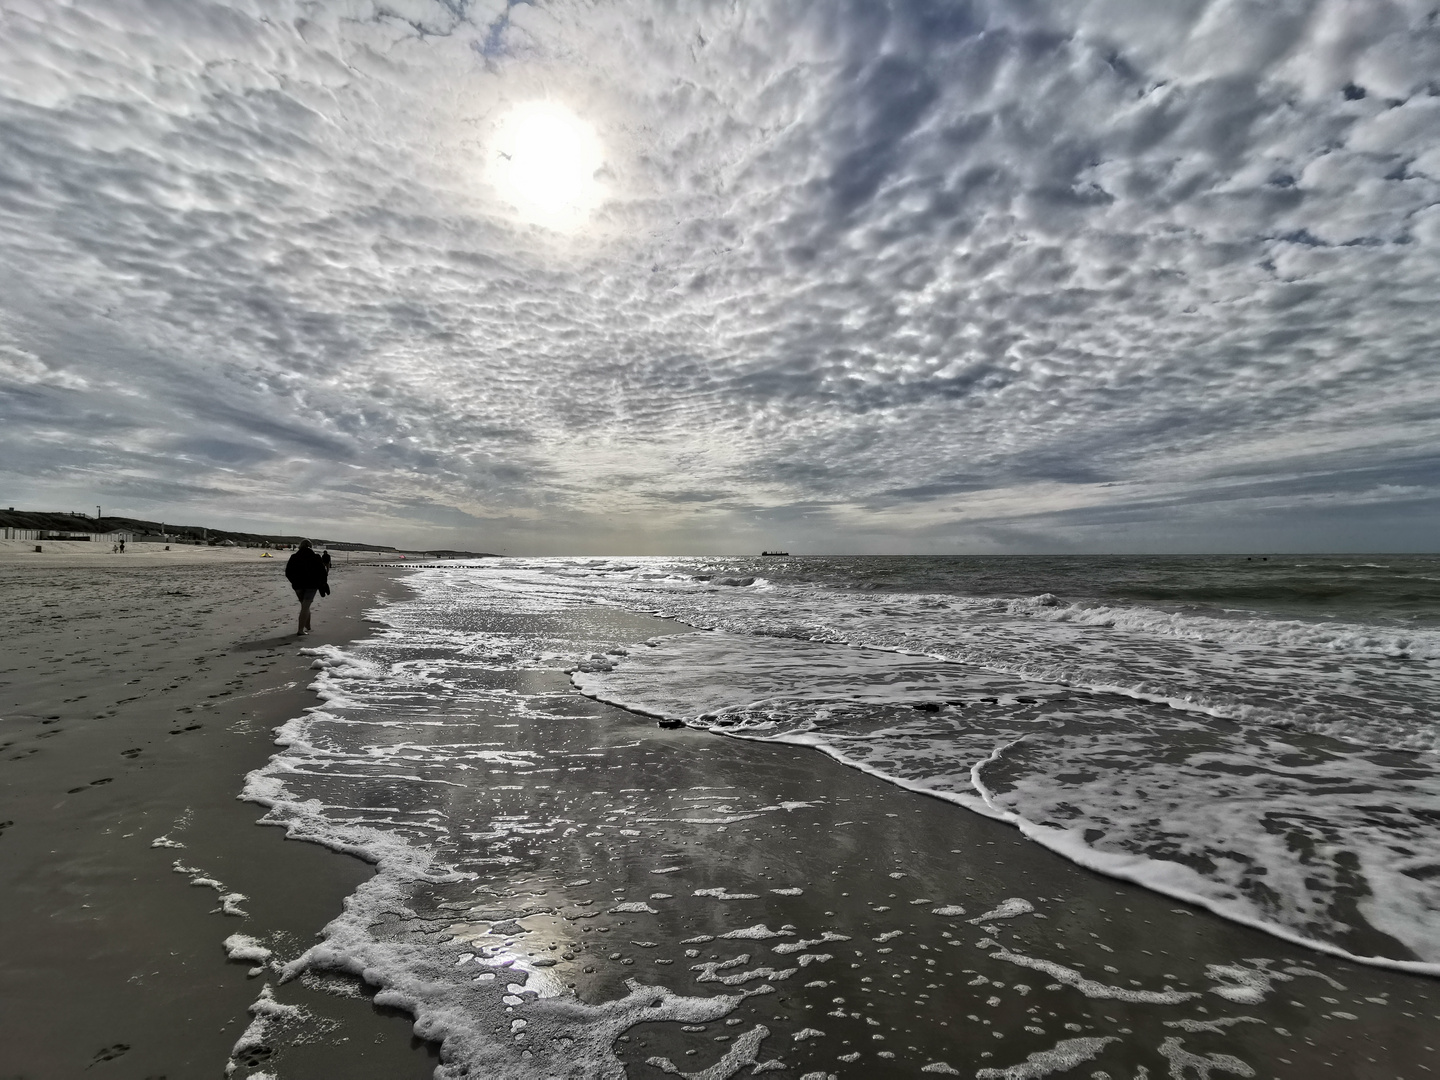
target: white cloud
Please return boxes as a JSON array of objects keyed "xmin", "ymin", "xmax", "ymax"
[
  {"xmin": 0, "ymin": 340, "xmax": 87, "ymax": 390},
  {"xmin": 0, "ymin": 0, "xmax": 1437, "ymax": 552}
]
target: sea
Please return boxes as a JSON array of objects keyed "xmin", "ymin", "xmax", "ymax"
[{"xmin": 239, "ymin": 554, "xmax": 1440, "ymax": 1078}]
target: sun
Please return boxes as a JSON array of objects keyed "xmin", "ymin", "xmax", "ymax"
[{"xmin": 490, "ymin": 102, "xmax": 604, "ymax": 230}]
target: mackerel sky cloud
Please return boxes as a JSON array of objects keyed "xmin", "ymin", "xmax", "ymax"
[{"xmin": 1, "ymin": 0, "xmax": 1438, "ymax": 553}]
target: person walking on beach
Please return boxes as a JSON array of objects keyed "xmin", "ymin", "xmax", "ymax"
[
  {"xmin": 285, "ymin": 539, "xmax": 330, "ymax": 636},
  {"xmin": 321, "ymin": 548, "xmax": 332, "ymax": 570}
]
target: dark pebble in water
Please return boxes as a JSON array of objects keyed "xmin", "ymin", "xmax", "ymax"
[
  {"xmin": 912, "ymin": 702, "xmax": 941, "ymax": 712},
  {"xmin": 657, "ymin": 718, "xmax": 686, "ymax": 729},
  {"xmin": 1016, "ymin": 697, "xmax": 1039, "ymax": 704},
  {"xmin": 90, "ymin": 777, "xmax": 113, "ymax": 785},
  {"xmin": 66, "ymin": 787, "xmax": 87, "ymax": 794}
]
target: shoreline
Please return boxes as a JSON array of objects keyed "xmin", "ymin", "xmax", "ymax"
[
  {"xmin": 242, "ymin": 584, "xmax": 1440, "ymax": 1078},
  {"xmin": 615, "ymin": 692, "xmax": 1440, "ymax": 981},
  {"xmin": 0, "ymin": 557, "xmax": 438, "ymax": 1078}
]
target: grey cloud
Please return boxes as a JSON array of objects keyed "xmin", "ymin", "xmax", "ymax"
[{"xmin": 0, "ymin": 0, "xmax": 1437, "ymax": 552}]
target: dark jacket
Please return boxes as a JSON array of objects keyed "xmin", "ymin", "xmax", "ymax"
[{"xmin": 285, "ymin": 547, "xmax": 330, "ymax": 595}]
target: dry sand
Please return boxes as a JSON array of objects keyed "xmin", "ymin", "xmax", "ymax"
[
  {"xmin": 2, "ymin": 558, "xmax": 1437, "ymax": 1079},
  {"xmin": 0, "ymin": 538, "xmax": 409, "ymax": 566}
]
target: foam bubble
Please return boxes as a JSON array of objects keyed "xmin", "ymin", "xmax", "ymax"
[
  {"xmin": 1206, "ymin": 962, "xmax": 1291, "ymax": 1005},
  {"xmin": 645, "ymin": 1024, "xmax": 775, "ymax": 1078},
  {"xmin": 223, "ymin": 934, "xmax": 273, "ymax": 975},
  {"xmin": 718, "ymin": 924, "xmax": 794, "ymax": 940},
  {"xmin": 974, "ymin": 1036, "xmax": 1119, "ymax": 1079},
  {"xmin": 795, "ymin": 953, "xmax": 832, "ymax": 967},
  {"xmin": 969, "ymin": 898, "xmax": 1035, "ymax": 924},
  {"xmin": 1158, "ymin": 1036, "xmax": 1256, "ymax": 1079},
  {"xmin": 989, "ymin": 949, "xmax": 1198, "ymax": 1004}
]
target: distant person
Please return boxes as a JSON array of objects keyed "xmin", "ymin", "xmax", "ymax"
[
  {"xmin": 284, "ymin": 538, "xmax": 330, "ymax": 636},
  {"xmin": 321, "ymin": 548, "xmax": 332, "ymax": 570}
]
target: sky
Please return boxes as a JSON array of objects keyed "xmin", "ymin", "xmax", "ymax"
[{"xmin": 1, "ymin": 0, "xmax": 1438, "ymax": 555}]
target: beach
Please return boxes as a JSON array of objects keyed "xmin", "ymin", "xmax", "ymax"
[
  {"xmin": 2, "ymin": 552, "xmax": 1437, "ymax": 1078},
  {"xmin": 0, "ymin": 551, "xmax": 436, "ymax": 1077}
]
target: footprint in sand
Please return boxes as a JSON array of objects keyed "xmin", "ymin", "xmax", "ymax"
[
  {"xmin": 232, "ymin": 1044, "xmax": 273, "ymax": 1068},
  {"xmin": 65, "ymin": 779, "xmax": 113, "ymax": 794},
  {"xmin": 88, "ymin": 1042, "xmax": 130, "ymax": 1064}
]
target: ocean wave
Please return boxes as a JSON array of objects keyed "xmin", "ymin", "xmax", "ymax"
[
  {"xmin": 997, "ymin": 594, "xmax": 1440, "ymax": 660},
  {"xmin": 574, "ymin": 629, "xmax": 1440, "ymax": 976},
  {"xmin": 422, "ymin": 561, "xmax": 1440, "ymax": 751}
]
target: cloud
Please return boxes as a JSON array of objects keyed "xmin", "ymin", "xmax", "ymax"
[
  {"xmin": 0, "ymin": 0, "xmax": 1438, "ymax": 552},
  {"xmin": 0, "ymin": 343, "xmax": 88, "ymax": 391}
]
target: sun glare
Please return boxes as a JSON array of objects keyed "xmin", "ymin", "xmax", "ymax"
[{"xmin": 490, "ymin": 102, "xmax": 603, "ymax": 230}]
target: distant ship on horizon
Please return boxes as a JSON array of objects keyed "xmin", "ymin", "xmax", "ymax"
[{"xmin": 760, "ymin": 550, "xmax": 789, "ymax": 556}]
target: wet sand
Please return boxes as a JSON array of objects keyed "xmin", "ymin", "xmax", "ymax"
[
  {"xmin": 2, "ymin": 563, "xmax": 1437, "ymax": 1079},
  {"xmin": 0, "ymin": 557, "xmax": 437, "ymax": 1078}
]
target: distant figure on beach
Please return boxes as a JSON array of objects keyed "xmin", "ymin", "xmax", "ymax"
[
  {"xmin": 321, "ymin": 548, "xmax": 331, "ymax": 570},
  {"xmin": 284, "ymin": 539, "xmax": 330, "ymax": 636}
]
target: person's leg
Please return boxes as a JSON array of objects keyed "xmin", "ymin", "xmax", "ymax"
[{"xmin": 300, "ymin": 588, "xmax": 318, "ymax": 634}]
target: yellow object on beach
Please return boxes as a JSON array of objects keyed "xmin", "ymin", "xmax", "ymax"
[{"xmin": 260, "ymin": 553, "xmax": 273, "ymax": 558}]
